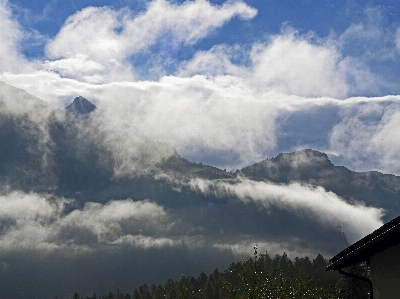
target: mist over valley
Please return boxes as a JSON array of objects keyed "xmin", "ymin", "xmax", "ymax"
[{"xmin": 0, "ymin": 82, "xmax": 396, "ymax": 298}]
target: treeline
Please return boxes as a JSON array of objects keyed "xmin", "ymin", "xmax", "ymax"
[{"xmin": 69, "ymin": 247, "xmax": 370, "ymax": 299}]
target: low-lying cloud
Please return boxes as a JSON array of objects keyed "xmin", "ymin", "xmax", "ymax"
[
  {"xmin": 0, "ymin": 191, "xmax": 174, "ymax": 252},
  {"xmin": 0, "ymin": 81, "xmax": 180, "ymax": 180},
  {"xmin": 213, "ymin": 238, "xmax": 324, "ymax": 260},
  {"xmin": 188, "ymin": 177, "xmax": 384, "ymax": 243},
  {"xmin": 89, "ymin": 110, "xmax": 177, "ymax": 177}
]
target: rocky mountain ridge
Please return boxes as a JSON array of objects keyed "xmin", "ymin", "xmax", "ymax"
[{"xmin": 240, "ymin": 149, "xmax": 400, "ymax": 221}]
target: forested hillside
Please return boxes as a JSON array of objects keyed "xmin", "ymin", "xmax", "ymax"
[{"xmin": 68, "ymin": 248, "xmax": 369, "ymax": 299}]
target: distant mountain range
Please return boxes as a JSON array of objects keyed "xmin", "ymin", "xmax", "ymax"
[{"xmin": 0, "ymin": 81, "xmax": 398, "ymax": 299}]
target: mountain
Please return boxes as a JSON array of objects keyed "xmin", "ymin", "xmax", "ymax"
[
  {"xmin": 0, "ymin": 81, "xmax": 396, "ymax": 298},
  {"xmin": 240, "ymin": 149, "xmax": 400, "ymax": 222},
  {"xmin": 65, "ymin": 95, "xmax": 97, "ymax": 117}
]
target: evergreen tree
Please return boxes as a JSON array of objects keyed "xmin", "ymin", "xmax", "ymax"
[
  {"xmin": 70, "ymin": 248, "xmax": 360, "ymax": 299},
  {"xmin": 132, "ymin": 288, "xmax": 141, "ymax": 299}
]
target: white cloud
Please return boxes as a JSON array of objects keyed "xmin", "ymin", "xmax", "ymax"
[
  {"xmin": 0, "ymin": 0, "xmax": 33, "ymax": 73},
  {"xmin": 1, "ymin": 9, "xmax": 400, "ymax": 173},
  {"xmin": 2, "ymin": 3, "xmax": 400, "ymax": 295},
  {"xmin": 188, "ymin": 177, "xmax": 384, "ymax": 243},
  {"xmin": 122, "ymin": 0, "xmax": 257, "ymax": 47},
  {"xmin": 0, "ymin": 73, "xmax": 280, "ymax": 169},
  {"xmin": 0, "ymin": 80, "xmax": 66, "ymax": 182},
  {"xmin": 112, "ymin": 234, "xmax": 181, "ymax": 249},
  {"xmin": 337, "ymin": 7, "xmax": 396, "ymax": 61},
  {"xmin": 0, "ymin": 191, "xmax": 71, "ymax": 251},
  {"xmin": 3, "ymin": 69, "xmax": 400, "ymax": 173},
  {"xmin": 250, "ymin": 32, "xmax": 349, "ymax": 98},
  {"xmin": 60, "ymin": 199, "xmax": 171, "ymax": 241},
  {"xmin": 179, "ymin": 29, "xmax": 378, "ymax": 98},
  {"xmin": 179, "ymin": 30, "xmax": 352, "ymax": 97},
  {"xmin": 213, "ymin": 238, "xmax": 325, "ymax": 260},
  {"xmin": 370, "ymin": 111, "xmax": 400, "ymax": 156},
  {"xmin": 43, "ymin": 0, "xmax": 257, "ymax": 82},
  {"xmin": 0, "ymin": 80, "xmax": 179, "ymax": 178},
  {"xmin": 89, "ymin": 109, "xmax": 178, "ymax": 177},
  {"xmin": 0, "ymin": 191, "xmax": 174, "ymax": 252},
  {"xmin": 178, "ymin": 44, "xmax": 249, "ymax": 77},
  {"xmin": 0, "ymin": 71, "xmax": 98, "ymax": 107},
  {"xmin": 89, "ymin": 76, "xmax": 279, "ymax": 169},
  {"xmin": 43, "ymin": 54, "xmax": 105, "ymax": 83},
  {"xmin": 329, "ymin": 98, "xmax": 400, "ymax": 174},
  {"xmin": 45, "ymin": 6, "xmax": 124, "ymax": 62},
  {"xmin": 330, "ymin": 7, "xmax": 400, "ymax": 94},
  {"xmin": 43, "ymin": 5, "xmax": 135, "ymax": 83},
  {"xmin": 0, "ymin": 80, "xmax": 52, "ymax": 117},
  {"xmin": 338, "ymin": 19, "xmax": 383, "ymax": 51}
]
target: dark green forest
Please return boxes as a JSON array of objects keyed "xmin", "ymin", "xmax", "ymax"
[{"xmin": 67, "ymin": 247, "xmax": 370, "ymax": 299}]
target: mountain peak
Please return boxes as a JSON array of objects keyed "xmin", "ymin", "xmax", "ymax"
[
  {"xmin": 65, "ymin": 96, "xmax": 97, "ymax": 116},
  {"xmin": 273, "ymin": 149, "xmax": 332, "ymax": 167},
  {"xmin": 239, "ymin": 149, "xmax": 334, "ymax": 182}
]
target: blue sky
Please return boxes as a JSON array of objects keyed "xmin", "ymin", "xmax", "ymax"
[
  {"xmin": 2, "ymin": 0, "xmax": 400, "ymax": 173},
  {"xmin": 9, "ymin": 0, "xmax": 400, "ymax": 88}
]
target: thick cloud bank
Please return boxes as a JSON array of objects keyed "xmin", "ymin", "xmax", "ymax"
[
  {"xmin": 0, "ymin": 80, "xmax": 391, "ymax": 299},
  {"xmin": 3, "ymin": 72, "xmax": 400, "ymax": 173},
  {"xmin": 1, "ymin": 0, "xmax": 400, "ymax": 173}
]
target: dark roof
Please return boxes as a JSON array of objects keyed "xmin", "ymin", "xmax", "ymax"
[{"xmin": 327, "ymin": 215, "xmax": 400, "ymax": 270}]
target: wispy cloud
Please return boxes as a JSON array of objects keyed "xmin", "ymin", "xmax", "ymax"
[
  {"xmin": 213, "ymin": 238, "xmax": 324, "ymax": 260},
  {"xmin": 43, "ymin": 0, "xmax": 257, "ymax": 83},
  {"xmin": 187, "ymin": 176, "xmax": 384, "ymax": 243},
  {"xmin": 0, "ymin": 191, "xmax": 174, "ymax": 252},
  {"xmin": 89, "ymin": 109, "xmax": 177, "ymax": 177},
  {"xmin": 337, "ymin": 6, "xmax": 397, "ymax": 61},
  {"xmin": 330, "ymin": 98, "xmax": 400, "ymax": 174},
  {"xmin": 178, "ymin": 43, "xmax": 250, "ymax": 77},
  {"xmin": 0, "ymin": 0, "xmax": 34, "ymax": 73}
]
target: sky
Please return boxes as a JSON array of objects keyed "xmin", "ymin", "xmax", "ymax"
[
  {"xmin": 1, "ymin": 0, "xmax": 400, "ymax": 173},
  {"xmin": 2, "ymin": 1, "xmax": 400, "ymax": 297}
]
